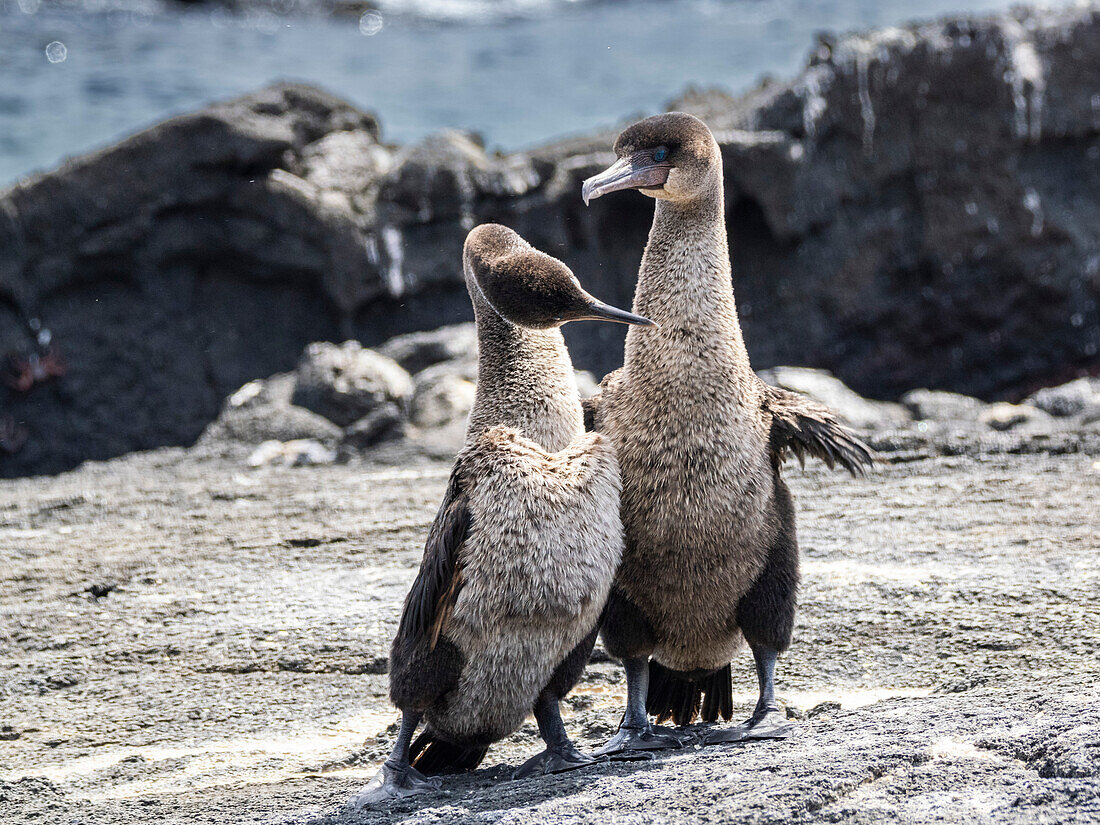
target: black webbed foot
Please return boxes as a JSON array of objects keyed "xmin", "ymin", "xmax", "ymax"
[
  {"xmin": 347, "ymin": 760, "xmax": 442, "ymax": 809},
  {"xmin": 511, "ymin": 743, "xmax": 601, "ymax": 779},
  {"xmin": 594, "ymin": 723, "xmax": 693, "ymax": 760},
  {"xmin": 702, "ymin": 707, "xmax": 796, "ymax": 745}
]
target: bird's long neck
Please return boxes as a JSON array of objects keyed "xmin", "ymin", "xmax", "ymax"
[
  {"xmin": 625, "ymin": 176, "xmax": 752, "ymax": 383},
  {"xmin": 464, "ymin": 285, "xmax": 582, "ymax": 453}
]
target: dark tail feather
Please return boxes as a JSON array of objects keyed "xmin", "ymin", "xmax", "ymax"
[
  {"xmin": 646, "ymin": 662, "xmax": 733, "ymax": 726},
  {"xmin": 408, "ymin": 730, "xmax": 489, "ymax": 776}
]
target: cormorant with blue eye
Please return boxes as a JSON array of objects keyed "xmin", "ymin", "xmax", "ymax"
[{"xmin": 581, "ymin": 113, "xmax": 873, "ymax": 755}]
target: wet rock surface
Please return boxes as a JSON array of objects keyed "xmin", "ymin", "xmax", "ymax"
[
  {"xmin": 3, "ymin": 5, "xmax": 1100, "ymax": 477},
  {"xmin": 1, "ymin": 435, "xmax": 1097, "ymax": 824}
]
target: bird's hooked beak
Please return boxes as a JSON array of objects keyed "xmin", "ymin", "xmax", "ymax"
[
  {"xmin": 581, "ymin": 299, "xmax": 655, "ymax": 327},
  {"xmin": 581, "ymin": 153, "xmax": 671, "ymax": 205}
]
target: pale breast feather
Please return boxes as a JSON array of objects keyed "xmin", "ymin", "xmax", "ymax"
[{"xmin": 451, "ymin": 426, "xmax": 624, "ymax": 634}]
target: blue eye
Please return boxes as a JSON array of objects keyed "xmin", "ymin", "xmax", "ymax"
[{"xmin": 654, "ymin": 147, "xmax": 668, "ymax": 162}]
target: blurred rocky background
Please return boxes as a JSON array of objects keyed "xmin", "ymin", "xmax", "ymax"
[{"xmin": 2, "ymin": 4, "xmax": 1099, "ymax": 477}]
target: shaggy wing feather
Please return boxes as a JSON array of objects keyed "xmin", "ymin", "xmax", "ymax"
[
  {"xmin": 581, "ymin": 395, "xmax": 600, "ymax": 432},
  {"xmin": 395, "ymin": 470, "xmax": 472, "ymax": 652},
  {"xmin": 761, "ymin": 381, "xmax": 875, "ymax": 476},
  {"xmin": 581, "ymin": 367, "xmax": 622, "ymax": 432}
]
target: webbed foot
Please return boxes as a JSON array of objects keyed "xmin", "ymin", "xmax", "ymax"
[
  {"xmin": 346, "ymin": 760, "xmax": 442, "ymax": 809},
  {"xmin": 512, "ymin": 744, "xmax": 600, "ymax": 779},
  {"xmin": 703, "ymin": 708, "xmax": 796, "ymax": 745},
  {"xmin": 594, "ymin": 723, "xmax": 693, "ymax": 760}
]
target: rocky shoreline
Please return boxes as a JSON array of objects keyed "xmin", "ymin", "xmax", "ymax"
[
  {"xmin": 3, "ymin": 4, "xmax": 1099, "ymax": 477},
  {"xmin": 1, "ymin": 423, "xmax": 1097, "ymax": 824},
  {"xmin": 187, "ymin": 324, "xmax": 1100, "ymax": 473}
]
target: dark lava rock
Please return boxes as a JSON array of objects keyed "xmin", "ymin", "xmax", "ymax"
[
  {"xmin": 3, "ymin": 6, "xmax": 1100, "ymax": 477},
  {"xmin": 376, "ymin": 323, "xmax": 477, "ymax": 375},
  {"xmin": 199, "ymin": 375, "xmax": 342, "ymax": 449},
  {"xmin": 342, "ymin": 403, "xmax": 407, "ymax": 450},
  {"xmin": 0, "ymin": 83, "xmax": 383, "ymax": 478},
  {"xmin": 291, "ymin": 341, "xmax": 412, "ymax": 428}
]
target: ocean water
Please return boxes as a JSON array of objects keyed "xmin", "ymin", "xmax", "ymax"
[{"xmin": 0, "ymin": 0, "xmax": 1040, "ymax": 186}]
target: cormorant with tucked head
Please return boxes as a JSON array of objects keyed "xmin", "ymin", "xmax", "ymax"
[
  {"xmin": 581, "ymin": 113, "xmax": 873, "ymax": 754},
  {"xmin": 350, "ymin": 224, "xmax": 654, "ymax": 806}
]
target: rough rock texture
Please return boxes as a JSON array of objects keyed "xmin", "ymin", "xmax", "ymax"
[
  {"xmin": 292, "ymin": 341, "xmax": 413, "ymax": 428},
  {"xmin": 901, "ymin": 388, "xmax": 988, "ymax": 422},
  {"xmin": 1, "ymin": 438, "xmax": 1097, "ymax": 824},
  {"xmin": 3, "ymin": 6, "xmax": 1100, "ymax": 477},
  {"xmin": 760, "ymin": 366, "xmax": 911, "ymax": 429},
  {"xmin": 376, "ymin": 323, "xmax": 477, "ymax": 376},
  {"xmin": 1025, "ymin": 376, "xmax": 1100, "ymax": 416}
]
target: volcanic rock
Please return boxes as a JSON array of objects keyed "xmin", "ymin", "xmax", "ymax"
[{"xmin": 291, "ymin": 341, "xmax": 413, "ymax": 427}]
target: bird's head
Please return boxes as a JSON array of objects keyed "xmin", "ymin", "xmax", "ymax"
[
  {"xmin": 582, "ymin": 112, "xmax": 720, "ymax": 206},
  {"xmin": 463, "ymin": 224, "xmax": 654, "ymax": 329}
]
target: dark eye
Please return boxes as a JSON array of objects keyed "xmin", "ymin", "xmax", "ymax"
[{"xmin": 653, "ymin": 147, "xmax": 668, "ymax": 163}]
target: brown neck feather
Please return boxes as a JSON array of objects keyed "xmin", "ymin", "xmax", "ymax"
[
  {"xmin": 626, "ymin": 175, "xmax": 752, "ymax": 374},
  {"xmin": 464, "ymin": 282, "xmax": 582, "ymax": 453}
]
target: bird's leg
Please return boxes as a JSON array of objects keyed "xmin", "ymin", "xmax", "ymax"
[
  {"xmin": 347, "ymin": 711, "xmax": 441, "ymax": 808},
  {"xmin": 512, "ymin": 693, "xmax": 599, "ymax": 779},
  {"xmin": 704, "ymin": 646, "xmax": 795, "ymax": 745},
  {"xmin": 595, "ymin": 657, "xmax": 691, "ymax": 758}
]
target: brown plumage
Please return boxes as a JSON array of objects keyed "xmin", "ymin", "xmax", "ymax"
[
  {"xmin": 762, "ymin": 384, "xmax": 873, "ymax": 475},
  {"xmin": 582, "ymin": 113, "xmax": 873, "ymax": 747},
  {"xmin": 350, "ymin": 225, "xmax": 653, "ymax": 807}
]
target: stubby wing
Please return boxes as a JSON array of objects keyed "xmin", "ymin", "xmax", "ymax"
[
  {"xmin": 394, "ymin": 469, "xmax": 473, "ymax": 653},
  {"xmin": 761, "ymin": 381, "xmax": 875, "ymax": 476},
  {"xmin": 581, "ymin": 368, "xmax": 623, "ymax": 432},
  {"xmin": 581, "ymin": 395, "xmax": 601, "ymax": 432}
]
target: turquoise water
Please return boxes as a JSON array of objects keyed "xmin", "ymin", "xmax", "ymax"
[{"xmin": 1, "ymin": 0, "xmax": 1031, "ymax": 185}]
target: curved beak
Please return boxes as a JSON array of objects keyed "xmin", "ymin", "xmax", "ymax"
[
  {"xmin": 581, "ymin": 155, "xmax": 671, "ymax": 205},
  {"xmin": 582, "ymin": 299, "xmax": 655, "ymax": 327}
]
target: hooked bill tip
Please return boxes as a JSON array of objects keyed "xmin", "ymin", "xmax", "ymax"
[
  {"xmin": 581, "ymin": 178, "xmax": 595, "ymax": 207},
  {"xmin": 585, "ymin": 299, "xmax": 655, "ymax": 327}
]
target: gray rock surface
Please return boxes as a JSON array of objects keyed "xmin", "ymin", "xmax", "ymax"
[
  {"xmin": 901, "ymin": 389, "xmax": 988, "ymax": 422},
  {"xmin": 292, "ymin": 341, "xmax": 413, "ymax": 428},
  {"xmin": 3, "ymin": 6, "xmax": 1100, "ymax": 477},
  {"xmin": 1, "ymin": 441, "xmax": 1097, "ymax": 824},
  {"xmin": 376, "ymin": 324, "xmax": 477, "ymax": 376},
  {"xmin": 760, "ymin": 366, "xmax": 911, "ymax": 430},
  {"xmin": 408, "ymin": 373, "xmax": 475, "ymax": 429},
  {"xmin": 1025, "ymin": 377, "xmax": 1100, "ymax": 417},
  {"xmin": 342, "ymin": 403, "xmax": 408, "ymax": 450}
]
